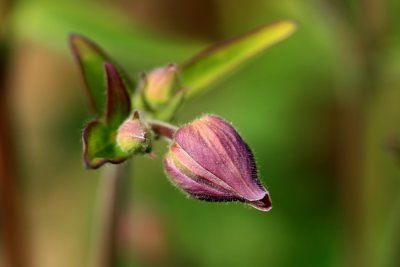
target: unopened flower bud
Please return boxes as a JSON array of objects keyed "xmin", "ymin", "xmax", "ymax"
[
  {"xmin": 142, "ymin": 64, "xmax": 179, "ymax": 109},
  {"xmin": 116, "ymin": 111, "xmax": 152, "ymax": 154},
  {"xmin": 164, "ymin": 115, "xmax": 272, "ymax": 211}
]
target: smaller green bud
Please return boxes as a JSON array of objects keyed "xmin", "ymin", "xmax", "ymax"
[
  {"xmin": 142, "ymin": 64, "xmax": 179, "ymax": 110},
  {"xmin": 116, "ymin": 111, "xmax": 152, "ymax": 154}
]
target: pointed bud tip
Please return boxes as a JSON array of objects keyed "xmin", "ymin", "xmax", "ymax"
[
  {"xmin": 133, "ymin": 110, "xmax": 140, "ymax": 119},
  {"xmin": 249, "ymin": 193, "xmax": 272, "ymax": 212},
  {"xmin": 166, "ymin": 63, "xmax": 178, "ymax": 73}
]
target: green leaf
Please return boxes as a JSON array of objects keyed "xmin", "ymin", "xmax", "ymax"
[
  {"xmin": 69, "ymin": 35, "xmax": 135, "ymax": 117},
  {"xmin": 180, "ymin": 20, "xmax": 298, "ymax": 97},
  {"xmin": 69, "ymin": 34, "xmax": 110, "ymax": 115},
  {"xmin": 82, "ymin": 63, "xmax": 132, "ymax": 169},
  {"xmin": 83, "ymin": 121, "xmax": 130, "ymax": 169}
]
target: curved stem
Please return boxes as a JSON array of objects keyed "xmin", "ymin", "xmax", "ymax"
[{"xmin": 148, "ymin": 120, "xmax": 178, "ymax": 140}]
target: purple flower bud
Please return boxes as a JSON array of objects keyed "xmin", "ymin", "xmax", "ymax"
[
  {"xmin": 142, "ymin": 64, "xmax": 179, "ymax": 109},
  {"xmin": 163, "ymin": 115, "xmax": 272, "ymax": 211}
]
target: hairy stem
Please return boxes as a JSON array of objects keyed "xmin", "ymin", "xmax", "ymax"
[{"xmin": 148, "ymin": 120, "xmax": 178, "ymax": 140}]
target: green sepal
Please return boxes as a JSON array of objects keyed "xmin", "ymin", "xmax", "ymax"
[
  {"xmin": 69, "ymin": 34, "xmax": 135, "ymax": 116},
  {"xmin": 82, "ymin": 63, "xmax": 133, "ymax": 169},
  {"xmin": 83, "ymin": 121, "xmax": 131, "ymax": 169},
  {"xmin": 104, "ymin": 63, "xmax": 131, "ymax": 128}
]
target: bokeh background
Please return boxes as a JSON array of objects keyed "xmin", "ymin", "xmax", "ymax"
[{"xmin": 1, "ymin": 0, "xmax": 400, "ymax": 267}]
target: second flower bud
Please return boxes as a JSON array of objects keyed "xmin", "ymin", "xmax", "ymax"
[
  {"xmin": 116, "ymin": 111, "xmax": 152, "ymax": 155},
  {"xmin": 141, "ymin": 64, "xmax": 179, "ymax": 110}
]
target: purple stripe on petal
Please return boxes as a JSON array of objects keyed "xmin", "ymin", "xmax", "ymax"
[
  {"xmin": 175, "ymin": 115, "xmax": 266, "ymax": 201},
  {"xmin": 170, "ymin": 144, "xmax": 237, "ymax": 194},
  {"xmin": 203, "ymin": 120, "xmax": 262, "ymax": 195},
  {"xmin": 164, "ymin": 153, "xmax": 239, "ymax": 201},
  {"xmin": 164, "ymin": 114, "xmax": 272, "ymax": 212}
]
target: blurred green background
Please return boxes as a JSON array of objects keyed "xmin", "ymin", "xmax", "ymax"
[{"xmin": 1, "ymin": 0, "xmax": 400, "ymax": 267}]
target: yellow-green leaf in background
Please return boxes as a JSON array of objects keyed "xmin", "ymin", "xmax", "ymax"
[{"xmin": 181, "ymin": 20, "xmax": 297, "ymax": 97}]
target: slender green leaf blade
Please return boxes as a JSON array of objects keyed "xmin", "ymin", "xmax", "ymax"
[
  {"xmin": 70, "ymin": 34, "xmax": 110, "ymax": 115},
  {"xmin": 70, "ymin": 35, "xmax": 134, "ymax": 118},
  {"xmin": 181, "ymin": 20, "xmax": 297, "ymax": 97}
]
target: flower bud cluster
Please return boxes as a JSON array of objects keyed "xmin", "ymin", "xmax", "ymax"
[
  {"xmin": 116, "ymin": 112, "xmax": 272, "ymax": 211},
  {"xmin": 116, "ymin": 112, "xmax": 271, "ymax": 211}
]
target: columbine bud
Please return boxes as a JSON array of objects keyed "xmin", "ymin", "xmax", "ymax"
[
  {"xmin": 163, "ymin": 115, "xmax": 272, "ymax": 211},
  {"xmin": 142, "ymin": 64, "xmax": 179, "ymax": 109},
  {"xmin": 116, "ymin": 111, "xmax": 152, "ymax": 154}
]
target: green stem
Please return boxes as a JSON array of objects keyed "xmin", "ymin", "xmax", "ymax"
[{"xmin": 89, "ymin": 164, "xmax": 128, "ymax": 267}]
